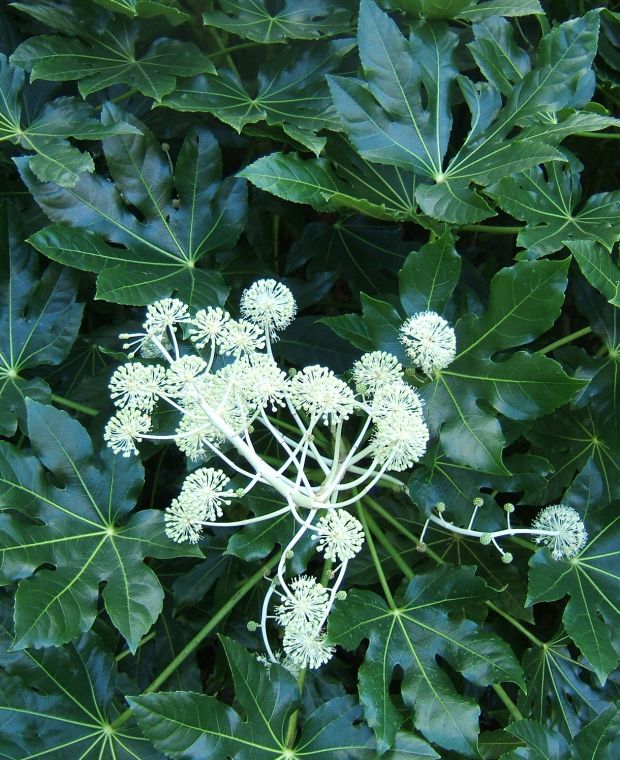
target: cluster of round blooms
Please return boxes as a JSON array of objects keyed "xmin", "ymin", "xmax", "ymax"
[
  {"xmin": 290, "ymin": 365, "xmax": 357, "ymax": 425},
  {"xmin": 351, "ymin": 351, "xmax": 403, "ymax": 396},
  {"xmin": 399, "ymin": 310, "xmax": 456, "ymax": 376},
  {"xmin": 532, "ymin": 504, "xmax": 588, "ymax": 560},
  {"xmin": 164, "ymin": 468, "xmax": 233, "ymax": 543},
  {"xmin": 314, "ymin": 510, "xmax": 365, "ymax": 562},
  {"xmin": 370, "ymin": 409, "xmax": 429, "ymax": 471},
  {"xmin": 240, "ymin": 279, "xmax": 297, "ymax": 334}
]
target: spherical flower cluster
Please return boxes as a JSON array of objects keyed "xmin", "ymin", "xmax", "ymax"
[
  {"xmin": 399, "ymin": 311, "xmax": 456, "ymax": 376},
  {"xmin": 240, "ymin": 279, "xmax": 297, "ymax": 334},
  {"xmin": 351, "ymin": 351, "xmax": 403, "ymax": 396},
  {"xmin": 144, "ymin": 298, "xmax": 190, "ymax": 335},
  {"xmin": 104, "ymin": 407, "xmax": 151, "ymax": 457},
  {"xmin": 532, "ymin": 504, "xmax": 588, "ymax": 560},
  {"xmin": 314, "ymin": 510, "xmax": 365, "ymax": 562},
  {"xmin": 219, "ymin": 319, "xmax": 265, "ymax": 357},
  {"xmin": 165, "ymin": 356, "xmax": 209, "ymax": 398},
  {"xmin": 164, "ymin": 467, "xmax": 233, "ymax": 543},
  {"xmin": 188, "ymin": 307, "xmax": 230, "ymax": 349},
  {"xmin": 372, "ymin": 381, "xmax": 424, "ymax": 419},
  {"xmin": 290, "ymin": 365, "xmax": 357, "ymax": 425},
  {"xmin": 282, "ymin": 623, "xmax": 334, "ymax": 670},
  {"xmin": 370, "ymin": 410, "xmax": 429, "ymax": 471},
  {"xmin": 109, "ymin": 362, "xmax": 166, "ymax": 412},
  {"xmin": 275, "ymin": 576, "xmax": 330, "ymax": 628}
]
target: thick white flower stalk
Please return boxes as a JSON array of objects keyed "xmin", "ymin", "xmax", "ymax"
[{"xmin": 105, "ymin": 281, "xmax": 432, "ymax": 671}]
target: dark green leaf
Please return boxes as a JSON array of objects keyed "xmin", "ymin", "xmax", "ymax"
[
  {"xmin": 398, "ymin": 233, "xmax": 461, "ymax": 314},
  {"xmin": 504, "ymin": 720, "xmax": 570, "ymax": 760},
  {"xmin": 91, "ymin": 0, "xmax": 190, "ymax": 24},
  {"xmin": 572, "ymin": 703, "xmax": 620, "ymax": 759},
  {"xmin": 0, "ymin": 401, "xmax": 201, "ymax": 650},
  {"xmin": 568, "ymin": 240, "xmax": 620, "ymax": 307}
]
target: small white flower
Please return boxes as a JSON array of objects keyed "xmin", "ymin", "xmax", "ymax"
[
  {"xmin": 219, "ymin": 319, "xmax": 265, "ymax": 357},
  {"xmin": 276, "ymin": 576, "xmax": 330, "ymax": 628},
  {"xmin": 372, "ymin": 381, "xmax": 424, "ymax": 420},
  {"xmin": 532, "ymin": 504, "xmax": 588, "ymax": 560},
  {"xmin": 314, "ymin": 510, "xmax": 365, "ymax": 562},
  {"xmin": 165, "ymin": 356, "xmax": 209, "ymax": 398},
  {"xmin": 351, "ymin": 352, "xmax": 403, "ymax": 396},
  {"xmin": 164, "ymin": 498, "xmax": 206, "ymax": 544},
  {"xmin": 370, "ymin": 410, "xmax": 429, "ymax": 471},
  {"xmin": 290, "ymin": 365, "xmax": 357, "ymax": 425},
  {"xmin": 188, "ymin": 307, "xmax": 230, "ymax": 349},
  {"xmin": 104, "ymin": 407, "xmax": 151, "ymax": 457},
  {"xmin": 399, "ymin": 311, "xmax": 456, "ymax": 376},
  {"xmin": 109, "ymin": 362, "xmax": 166, "ymax": 412},
  {"xmin": 177, "ymin": 467, "xmax": 233, "ymax": 521},
  {"xmin": 282, "ymin": 623, "xmax": 334, "ymax": 669},
  {"xmin": 144, "ymin": 298, "xmax": 190, "ymax": 334},
  {"xmin": 240, "ymin": 279, "xmax": 297, "ymax": 334},
  {"xmin": 246, "ymin": 355, "xmax": 289, "ymax": 410}
]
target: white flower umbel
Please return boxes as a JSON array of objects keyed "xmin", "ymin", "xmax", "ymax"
[
  {"xmin": 351, "ymin": 351, "xmax": 403, "ymax": 396},
  {"xmin": 106, "ymin": 281, "xmax": 442, "ymax": 669},
  {"xmin": 418, "ymin": 499, "xmax": 589, "ymax": 563},
  {"xmin": 532, "ymin": 504, "xmax": 588, "ymax": 560},
  {"xmin": 400, "ymin": 311, "xmax": 456, "ymax": 376},
  {"xmin": 315, "ymin": 510, "xmax": 365, "ymax": 562},
  {"xmin": 282, "ymin": 623, "xmax": 334, "ymax": 669},
  {"xmin": 240, "ymin": 279, "xmax": 297, "ymax": 335}
]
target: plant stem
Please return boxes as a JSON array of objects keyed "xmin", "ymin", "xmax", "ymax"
[
  {"xmin": 364, "ymin": 508, "xmax": 414, "ymax": 579},
  {"xmin": 492, "ymin": 684, "xmax": 523, "ymax": 721},
  {"xmin": 110, "ymin": 551, "xmax": 281, "ymax": 730},
  {"xmin": 207, "ymin": 41, "xmax": 262, "ymax": 59},
  {"xmin": 357, "ymin": 503, "xmax": 396, "ymax": 607},
  {"xmin": 115, "ymin": 631, "xmax": 156, "ymax": 662},
  {"xmin": 458, "ymin": 225, "xmax": 522, "ymax": 235},
  {"xmin": 51, "ymin": 393, "xmax": 99, "ymax": 416},
  {"xmin": 573, "ymin": 131, "xmax": 620, "ymax": 139},
  {"xmin": 537, "ymin": 326, "xmax": 592, "ymax": 355},
  {"xmin": 94, "ymin": 88, "xmax": 138, "ymax": 111},
  {"xmin": 486, "ymin": 601, "xmax": 544, "ymax": 648}
]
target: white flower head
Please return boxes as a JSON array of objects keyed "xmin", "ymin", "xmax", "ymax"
[
  {"xmin": 290, "ymin": 365, "xmax": 357, "ymax": 425},
  {"xmin": 164, "ymin": 498, "xmax": 206, "ymax": 544},
  {"xmin": 372, "ymin": 381, "xmax": 424, "ymax": 420},
  {"xmin": 240, "ymin": 279, "xmax": 297, "ymax": 334},
  {"xmin": 282, "ymin": 623, "xmax": 334, "ymax": 670},
  {"xmin": 175, "ymin": 413, "xmax": 224, "ymax": 460},
  {"xmin": 370, "ymin": 410, "xmax": 429, "ymax": 471},
  {"xmin": 109, "ymin": 362, "xmax": 166, "ymax": 412},
  {"xmin": 165, "ymin": 356, "xmax": 210, "ymax": 398},
  {"xmin": 104, "ymin": 407, "xmax": 151, "ymax": 457},
  {"xmin": 399, "ymin": 311, "xmax": 456, "ymax": 375},
  {"xmin": 275, "ymin": 576, "xmax": 330, "ymax": 628},
  {"xmin": 246, "ymin": 354, "xmax": 289, "ymax": 410},
  {"xmin": 188, "ymin": 307, "xmax": 230, "ymax": 349},
  {"xmin": 351, "ymin": 351, "xmax": 403, "ymax": 396},
  {"xmin": 144, "ymin": 298, "xmax": 190, "ymax": 335},
  {"xmin": 315, "ymin": 510, "xmax": 364, "ymax": 562},
  {"xmin": 177, "ymin": 467, "xmax": 233, "ymax": 521},
  {"xmin": 532, "ymin": 504, "xmax": 588, "ymax": 560},
  {"xmin": 219, "ymin": 319, "xmax": 265, "ymax": 357}
]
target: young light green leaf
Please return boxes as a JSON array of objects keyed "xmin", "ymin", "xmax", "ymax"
[
  {"xmin": 11, "ymin": 1, "xmax": 213, "ymax": 100},
  {"xmin": 527, "ymin": 512, "xmax": 620, "ymax": 684},
  {"xmin": 567, "ymin": 240, "xmax": 620, "ymax": 307},
  {"xmin": 203, "ymin": 0, "xmax": 355, "ymax": 43},
  {"xmin": 160, "ymin": 40, "xmax": 353, "ymax": 154},
  {"xmin": 0, "ymin": 401, "xmax": 201, "ymax": 651},
  {"xmin": 0, "ymin": 202, "xmax": 83, "ymax": 438},
  {"xmin": 23, "ymin": 113, "xmax": 245, "ymax": 308},
  {"xmin": 487, "ymin": 162, "xmax": 620, "ymax": 257},
  {"xmin": 0, "ymin": 628, "xmax": 164, "ymax": 759},
  {"xmin": 329, "ymin": 566, "xmax": 524, "ymax": 755}
]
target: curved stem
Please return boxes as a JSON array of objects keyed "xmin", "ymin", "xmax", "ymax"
[{"xmin": 51, "ymin": 394, "xmax": 99, "ymax": 416}]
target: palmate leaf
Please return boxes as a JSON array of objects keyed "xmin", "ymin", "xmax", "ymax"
[
  {"xmin": 203, "ymin": 0, "xmax": 355, "ymax": 43},
  {"xmin": 10, "ymin": 0, "xmax": 213, "ymax": 100},
  {"xmin": 0, "ymin": 627, "xmax": 163, "ymax": 759},
  {"xmin": 326, "ymin": 1, "xmax": 602, "ymax": 223},
  {"xmin": 568, "ymin": 240, "xmax": 620, "ymax": 307},
  {"xmin": 22, "ymin": 111, "xmax": 246, "ymax": 308},
  {"xmin": 329, "ymin": 566, "xmax": 524, "ymax": 756},
  {"xmin": 0, "ymin": 54, "xmax": 139, "ymax": 186},
  {"xmin": 159, "ymin": 40, "xmax": 353, "ymax": 154},
  {"xmin": 486, "ymin": 161, "xmax": 620, "ymax": 258},
  {"xmin": 0, "ymin": 201, "xmax": 83, "ymax": 438},
  {"xmin": 518, "ymin": 631, "xmax": 615, "ymax": 739},
  {"xmin": 527, "ymin": 509, "xmax": 620, "ymax": 685},
  {"xmin": 0, "ymin": 401, "xmax": 201, "ymax": 651},
  {"xmin": 129, "ymin": 636, "xmax": 378, "ymax": 758}
]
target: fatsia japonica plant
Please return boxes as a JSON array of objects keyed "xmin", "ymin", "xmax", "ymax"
[{"xmin": 0, "ymin": 0, "xmax": 619, "ymax": 758}]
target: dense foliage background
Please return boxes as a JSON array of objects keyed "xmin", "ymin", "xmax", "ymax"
[{"xmin": 1, "ymin": 0, "xmax": 620, "ymax": 757}]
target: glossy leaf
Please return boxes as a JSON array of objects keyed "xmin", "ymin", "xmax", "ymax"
[
  {"xmin": 329, "ymin": 566, "xmax": 524, "ymax": 755},
  {"xmin": 568, "ymin": 240, "xmax": 620, "ymax": 307},
  {"xmin": 0, "ymin": 401, "xmax": 201, "ymax": 650},
  {"xmin": 0, "ymin": 202, "xmax": 83, "ymax": 438},
  {"xmin": 23, "ymin": 113, "xmax": 245, "ymax": 308},
  {"xmin": 91, "ymin": 0, "xmax": 190, "ymax": 23}
]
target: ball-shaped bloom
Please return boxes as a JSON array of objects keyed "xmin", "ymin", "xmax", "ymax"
[
  {"xmin": 176, "ymin": 467, "xmax": 233, "ymax": 522},
  {"xmin": 143, "ymin": 298, "xmax": 190, "ymax": 335},
  {"xmin": 164, "ymin": 499, "xmax": 206, "ymax": 544},
  {"xmin": 314, "ymin": 510, "xmax": 365, "ymax": 562},
  {"xmin": 218, "ymin": 319, "xmax": 265, "ymax": 357},
  {"xmin": 369, "ymin": 409, "xmax": 429, "ymax": 471},
  {"xmin": 290, "ymin": 365, "xmax": 356, "ymax": 425},
  {"xmin": 165, "ymin": 356, "xmax": 210, "ymax": 399},
  {"xmin": 399, "ymin": 311, "xmax": 456, "ymax": 375},
  {"xmin": 532, "ymin": 504, "xmax": 588, "ymax": 560},
  {"xmin": 275, "ymin": 576, "xmax": 330, "ymax": 628},
  {"xmin": 104, "ymin": 407, "xmax": 151, "ymax": 457},
  {"xmin": 109, "ymin": 362, "xmax": 166, "ymax": 412},
  {"xmin": 188, "ymin": 307, "xmax": 230, "ymax": 349},
  {"xmin": 246, "ymin": 354, "xmax": 290, "ymax": 410},
  {"xmin": 351, "ymin": 351, "xmax": 403, "ymax": 396},
  {"xmin": 240, "ymin": 279, "xmax": 297, "ymax": 334},
  {"xmin": 282, "ymin": 623, "xmax": 334, "ymax": 669},
  {"xmin": 371, "ymin": 381, "xmax": 424, "ymax": 420}
]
